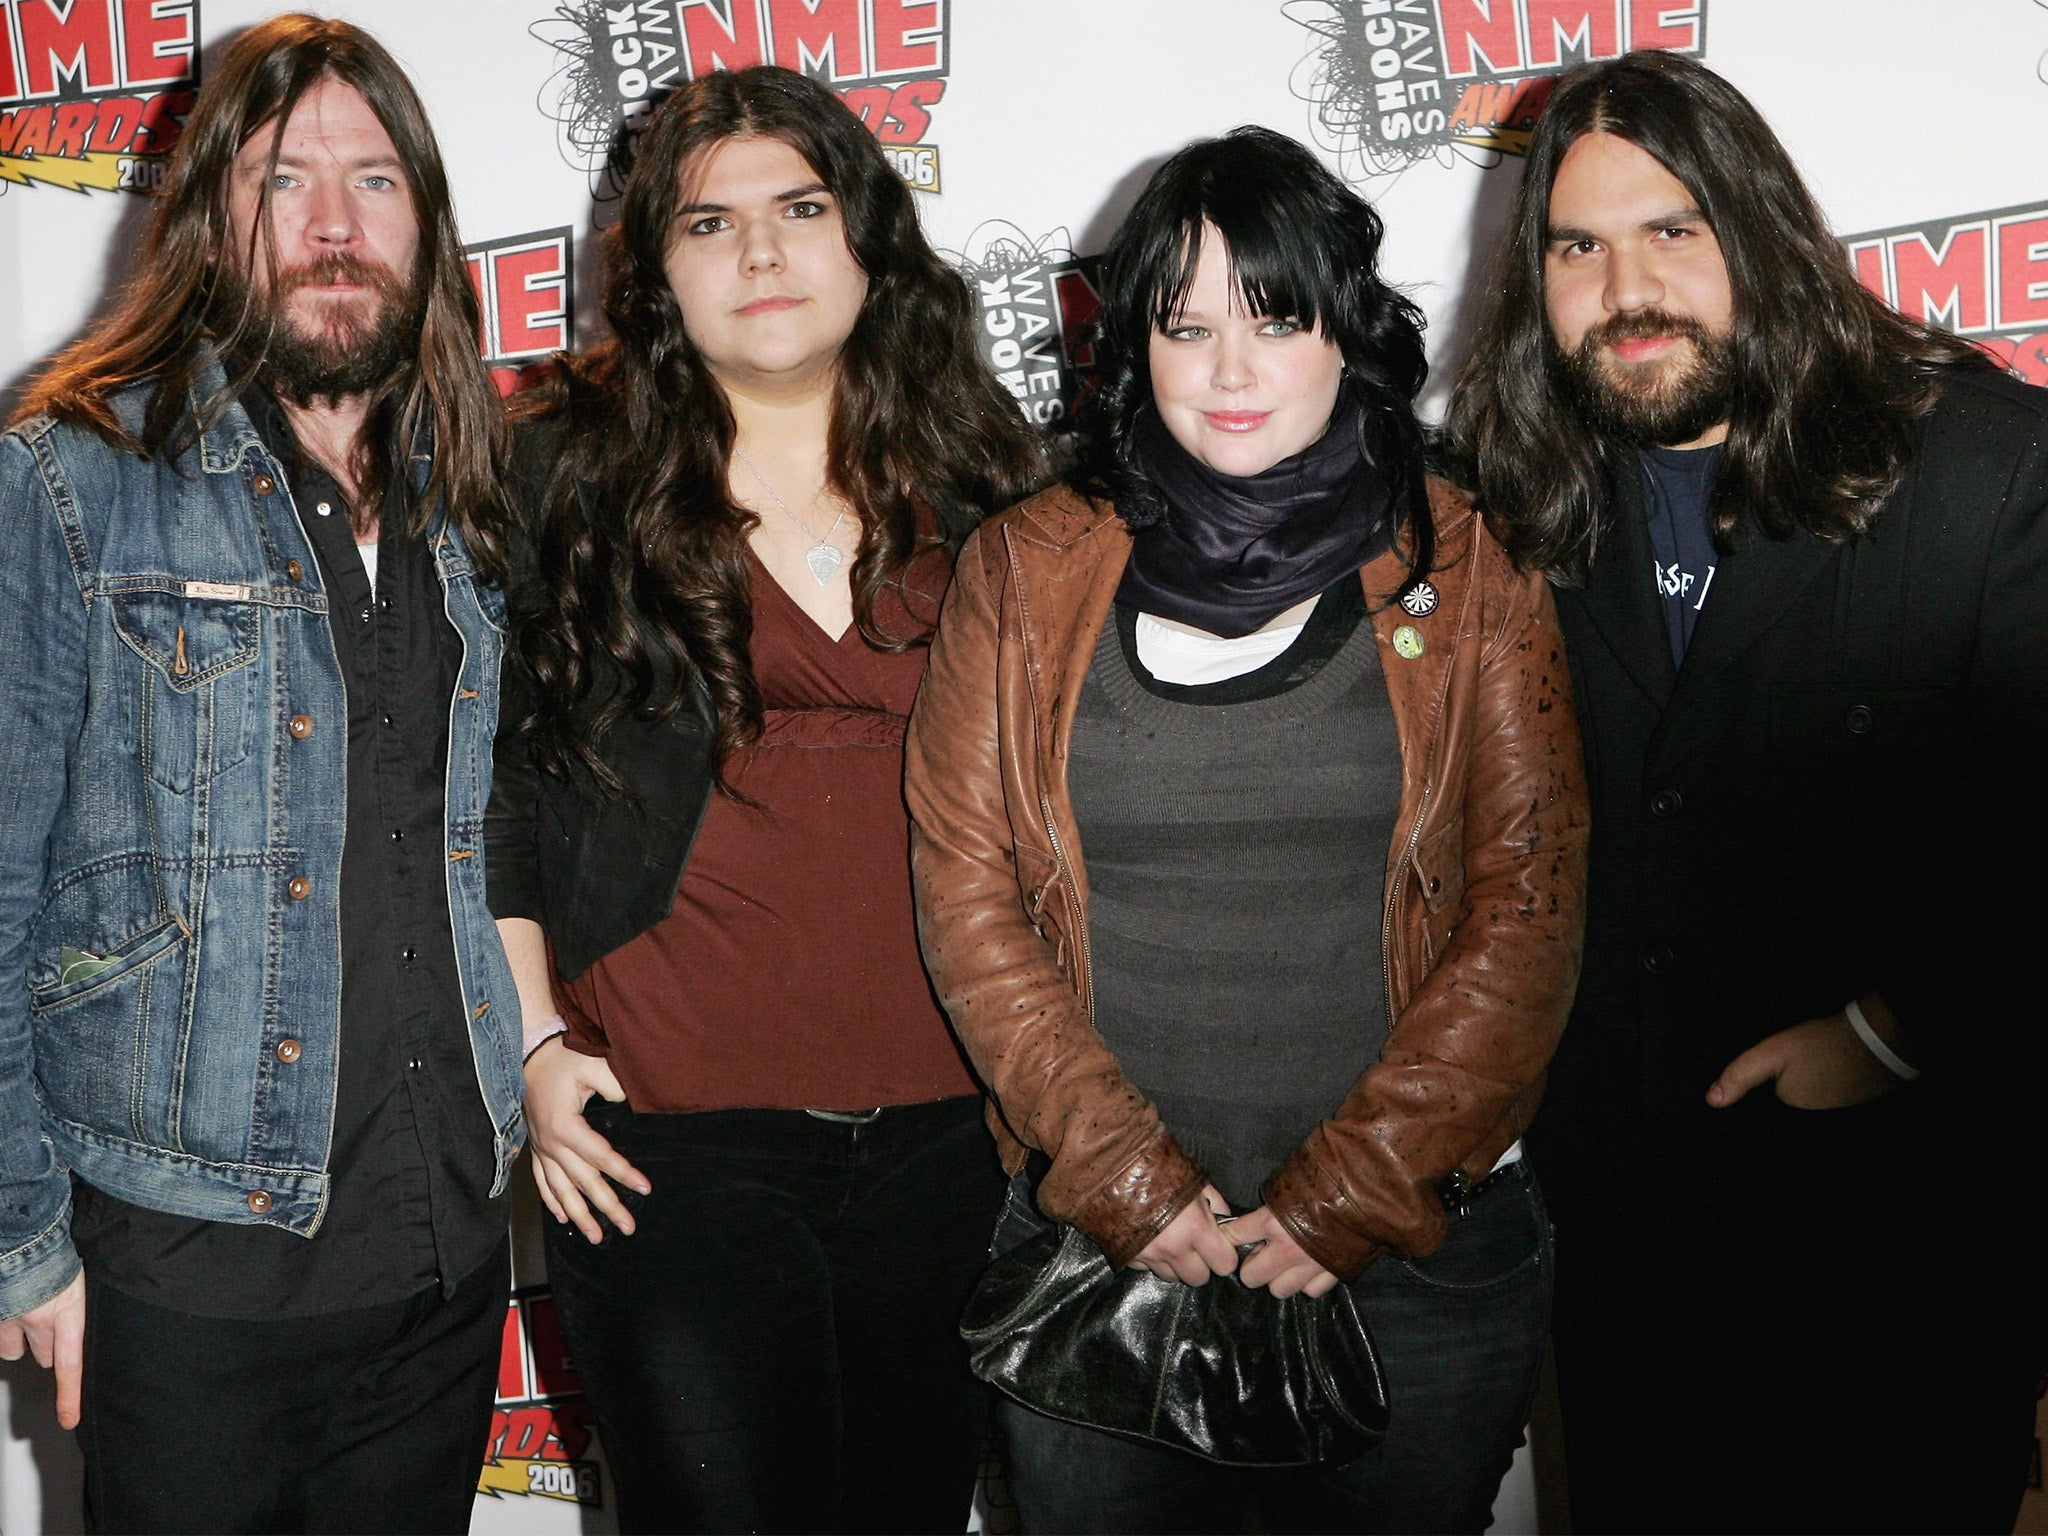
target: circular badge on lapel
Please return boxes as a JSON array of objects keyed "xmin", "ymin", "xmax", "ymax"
[
  {"xmin": 1392, "ymin": 625, "xmax": 1426, "ymax": 660},
  {"xmin": 1398, "ymin": 581, "xmax": 1438, "ymax": 618}
]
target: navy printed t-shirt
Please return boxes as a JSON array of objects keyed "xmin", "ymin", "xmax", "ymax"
[{"xmin": 1640, "ymin": 442, "xmax": 1724, "ymax": 665}]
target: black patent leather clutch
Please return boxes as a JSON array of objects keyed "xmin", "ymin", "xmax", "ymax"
[{"xmin": 960, "ymin": 1223, "xmax": 1389, "ymax": 1468}]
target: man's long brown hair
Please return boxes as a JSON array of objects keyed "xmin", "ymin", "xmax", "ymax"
[
  {"xmin": 1442, "ymin": 50, "xmax": 1981, "ymax": 585},
  {"xmin": 12, "ymin": 13, "xmax": 506, "ymax": 579},
  {"xmin": 516, "ymin": 66, "xmax": 1045, "ymax": 792}
]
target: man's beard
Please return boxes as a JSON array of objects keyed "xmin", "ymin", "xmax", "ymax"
[
  {"xmin": 1551, "ymin": 309, "xmax": 1735, "ymax": 447},
  {"xmin": 215, "ymin": 251, "xmax": 424, "ymax": 406}
]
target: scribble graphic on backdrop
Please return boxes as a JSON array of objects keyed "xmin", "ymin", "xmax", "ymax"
[
  {"xmin": 466, "ymin": 225, "xmax": 574, "ymax": 396},
  {"xmin": 1286, "ymin": 0, "xmax": 1706, "ymax": 180},
  {"xmin": 533, "ymin": 0, "xmax": 948, "ymax": 196},
  {"xmin": 941, "ymin": 222, "xmax": 1103, "ymax": 428},
  {"xmin": 0, "ymin": 0, "xmax": 198, "ymax": 194},
  {"xmin": 478, "ymin": 1285, "xmax": 607, "ymax": 1508},
  {"xmin": 1846, "ymin": 201, "xmax": 2048, "ymax": 386}
]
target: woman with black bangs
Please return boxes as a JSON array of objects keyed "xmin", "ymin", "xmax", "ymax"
[
  {"xmin": 906, "ymin": 126, "xmax": 1588, "ymax": 1532},
  {"xmin": 484, "ymin": 67, "xmax": 1043, "ymax": 1533}
]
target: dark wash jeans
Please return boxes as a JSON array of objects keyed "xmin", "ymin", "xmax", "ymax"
[
  {"xmin": 544, "ymin": 1094, "xmax": 1006, "ymax": 1534},
  {"xmin": 78, "ymin": 1239, "xmax": 508, "ymax": 1535},
  {"xmin": 995, "ymin": 1162, "xmax": 1553, "ymax": 1535}
]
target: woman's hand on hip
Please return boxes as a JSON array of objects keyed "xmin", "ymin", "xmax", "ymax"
[
  {"xmin": 1232, "ymin": 1207, "xmax": 1341, "ymax": 1298},
  {"xmin": 525, "ymin": 1037, "xmax": 650, "ymax": 1244},
  {"xmin": 1130, "ymin": 1185, "xmax": 1239, "ymax": 1286}
]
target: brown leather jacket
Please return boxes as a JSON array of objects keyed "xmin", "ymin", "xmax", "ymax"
[{"xmin": 905, "ymin": 480, "xmax": 1587, "ymax": 1279}]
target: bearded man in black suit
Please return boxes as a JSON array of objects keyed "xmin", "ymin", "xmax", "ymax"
[{"xmin": 1447, "ymin": 48, "xmax": 2046, "ymax": 1536}]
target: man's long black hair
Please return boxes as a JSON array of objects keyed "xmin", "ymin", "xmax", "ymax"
[{"xmin": 1443, "ymin": 49, "xmax": 1981, "ymax": 585}]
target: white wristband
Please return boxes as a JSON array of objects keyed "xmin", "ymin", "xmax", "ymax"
[
  {"xmin": 1845, "ymin": 998, "xmax": 1919, "ymax": 1082},
  {"xmin": 522, "ymin": 1013, "xmax": 568, "ymax": 1063}
]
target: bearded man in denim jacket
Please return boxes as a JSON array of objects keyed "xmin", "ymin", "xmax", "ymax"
[{"xmin": 0, "ymin": 16, "xmax": 522, "ymax": 1532}]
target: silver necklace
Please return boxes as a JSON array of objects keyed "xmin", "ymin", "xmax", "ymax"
[{"xmin": 734, "ymin": 446, "xmax": 848, "ymax": 586}]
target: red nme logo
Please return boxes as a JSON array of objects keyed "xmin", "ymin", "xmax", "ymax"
[
  {"xmin": 1846, "ymin": 202, "xmax": 2048, "ymax": 388},
  {"xmin": 1288, "ymin": 0, "xmax": 1708, "ymax": 177},
  {"xmin": 465, "ymin": 228, "xmax": 575, "ymax": 398},
  {"xmin": 479, "ymin": 1286, "xmax": 606, "ymax": 1506},
  {"xmin": 535, "ymin": 1, "xmax": 950, "ymax": 196},
  {"xmin": 0, "ymin": 0, "xmax": 198, "ymax": 194}
]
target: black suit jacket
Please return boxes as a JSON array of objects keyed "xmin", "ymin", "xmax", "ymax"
[{"xmin": 1528, "ymin": 364, "xmax": 2048, "ymax": 1324}]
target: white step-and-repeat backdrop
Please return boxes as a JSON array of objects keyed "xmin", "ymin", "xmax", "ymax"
[{"xmin": 3, "ymin": 2, "xmax": 2046, "ymax": 1532}]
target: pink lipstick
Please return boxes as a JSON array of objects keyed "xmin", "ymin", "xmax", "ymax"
[{"xmin": 1202, "ymin": 410, "xmax": 1272, "ymax": 432}]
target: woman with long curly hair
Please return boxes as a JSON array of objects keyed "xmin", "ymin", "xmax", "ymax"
[{"xmin": 484, "ymin": 67, "xmax": 1043, "ymax": 1534}]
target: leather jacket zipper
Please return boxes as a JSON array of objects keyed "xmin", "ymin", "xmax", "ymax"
[
  {"xmin": 1041, "ymin": 790, "xmax": 1095, "ymax": 1023},
  {"xmin": 1382, "ymin": 783, "xmax": 1432, "ymax": 1025}
]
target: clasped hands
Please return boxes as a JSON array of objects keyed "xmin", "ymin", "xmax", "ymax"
[{"xmin": 1129, "ymin": 1186, "xmax": 1339, "ymax": 1300}]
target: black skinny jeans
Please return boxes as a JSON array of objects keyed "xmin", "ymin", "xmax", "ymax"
[
  {"xmin": 79, "ymin": 1241, "xmax": 508, "ymax": 1535},
  {"xmin": 543, "ymin": 1093, "xmax": 1006, "ymax": 1534}
]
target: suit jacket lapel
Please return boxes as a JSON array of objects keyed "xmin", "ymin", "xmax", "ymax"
[
  {"xmin": 1662, "ymin": 522, "xmax": 1837, "ymax": 722},
  {"xmin": 1577, "ymin": 475, "xmax": 1677, "ymax": 711}
]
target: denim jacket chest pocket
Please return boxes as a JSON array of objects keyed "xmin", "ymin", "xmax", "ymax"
[{"xmin": 107, "ymin": 581, "xmax": 265, "ymax": 794}]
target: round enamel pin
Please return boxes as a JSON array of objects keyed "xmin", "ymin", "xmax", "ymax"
[
  {"xmin": 1399, "ymin": 581, "xmax": 1439, "ymax": 618},
  {"xmin": 1392, "ymin": 625, "xmax": 1426, "ymax": 660}
]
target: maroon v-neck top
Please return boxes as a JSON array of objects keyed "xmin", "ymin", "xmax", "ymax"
[{"xmin": 552, "ymin": 543, "xmax": 978, "ymax": 1112}]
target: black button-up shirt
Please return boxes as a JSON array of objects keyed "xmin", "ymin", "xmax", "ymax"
[{"xmin": 71, "ymin": 390, "xmax": 506, "ymax": 1318}]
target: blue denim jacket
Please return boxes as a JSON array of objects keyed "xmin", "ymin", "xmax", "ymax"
[{"xmin": 0, "ymin": 359, "xmax": 524, "ymax": 1318}]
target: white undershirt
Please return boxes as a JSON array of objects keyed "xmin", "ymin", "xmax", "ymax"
[
  {"xmin": 1129, "ymin": 606, "xmax": 1526, "ymax": 1178},
  {"xmin": 357, "ymin": 540, "xmax": 379, "ymax": 594},
  {"xmin": 1133, "ymin": 610, "xmax": 1309, "ymax": 684}
]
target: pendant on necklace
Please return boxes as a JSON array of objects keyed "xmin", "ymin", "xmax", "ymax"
[{"xmin": 804, "ymin": 541, "xmax": 844, "ymax": 585}]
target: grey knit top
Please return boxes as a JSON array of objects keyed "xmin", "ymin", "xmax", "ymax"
[{"xmin": 1067, "ymin": 594, "xmax": 1401, "ymax": 1212}]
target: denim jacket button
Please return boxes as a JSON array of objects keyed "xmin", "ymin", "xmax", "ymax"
[
  {"xmin": 246, "ymin": 1190, "xmax": 273, "ymax": 1214},
  {"xmin": 252, "ymin": 474, "xmax": 276, "ymax": 497},
  {"xmin": 275, "ymin": 1038, "xmax": 303, "ymax": 1064},
  {"xmin": 288, "ymin": 714, "xmax": 314, "ymax": 740},
  {"xmin": 286, "ymin": 558, "xmax": 305, "ymax": 582},
  {"xmin": 287, "ymin": 875, "xmax": 311, "ymax": 900}
]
